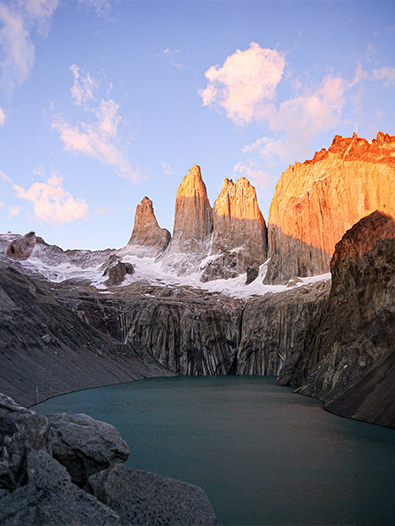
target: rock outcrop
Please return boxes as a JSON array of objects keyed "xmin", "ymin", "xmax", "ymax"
[
  {"xmin": 201, "ymin": 178, "xmax": 267, "ymax": 282},
  {"xmin": 103, "ymin": 255, "xmax": 134, "ymax": 286},
  {"xmin": 0, "ymin": 393, "xmax": 218, "ymax": 525},
  {"xmin": 88, "ymin": 464, "xmax": 218, "ymax": 525},
  {"xmin": 160, "ymin": 165, "xmax": 213, "ymax": 275},
  {"xmin": 48, "ymin": 413, "xmax": 130, "ymax": 487},
  {"xmin": 277, "ymin": 211, "xmax": 395, "ymax": 428},
  {"xmin": 6, "ymin": 232, "xmax": 36, "ymax": 261},
  {"xmin": 127, "ymin": 197, "xmax": 171, "ymax": 257},
  {"xmin": 0, "ymin": 262, "xmax": 173, "ymax": 408},
  {"xmin": 265, "ymin": 132, "xmax": 395, "ymax": 283}
]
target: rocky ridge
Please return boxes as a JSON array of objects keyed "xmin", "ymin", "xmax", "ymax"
[
  {"xmin": 266, "ymin": 132, "xmax": 395, "ymax": 284},
  {"xmin": 277, "ymin": 211, "xmax": 395, "ymax": 428},
  {"xmin": 0, "ymin": 392, "xmax": 218, "ymax": 525}
]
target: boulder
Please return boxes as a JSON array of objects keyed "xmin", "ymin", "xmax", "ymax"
[
  {"xmin": 48, "ymin": 413, "xmax": 130, "ymax": 487},
  {"xmin": 6, "ymin": 232, "xmax": 36, "ymax": 261},
  {"xmin": 266, "ymin": 132, "xmax": 395, "ymax": 283},
  {"xmin": 0, "ymin": 450, "xmax": 120, "ymax": 526},
  {"xmin": 103, "ymin": 256, "xmax": 134, "ymax": 286},
  {"xmin": 88, "ymin": 463, "xmax": 218, "ymax": 526},
  {"xmin": 127, "ymin": 197, "xmax": 171, "ymax": 257},
  {"xmin": 0, "ymin": 393, "xmax": 51, "ymax": 491}
]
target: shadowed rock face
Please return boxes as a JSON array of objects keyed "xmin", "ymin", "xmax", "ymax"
[
  {"xmin": 277, "ymin": 211, "xmax": 395, "ymax": 428},
  {"xmin": 160, "ymin": 165, "xmax": 213, "ymax": 274},
  {"xmin": 6, "ymin": 232, "xmax": 36, "ymax": 261},
  {"xmin": 266, "ymin": 132, "xmax": 395, "ymax": 283},
  {"xmin": 201, "ymin": 178, "xmax": 267, "ymax": 282},
  {"xmin": 128, "ymin": 197, "xmax": 171, "ymax": 257}
]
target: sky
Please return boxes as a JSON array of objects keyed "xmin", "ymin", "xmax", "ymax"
[{"xmin": 0, "ymin": 0, "xmax": 394, "ymax": 251}]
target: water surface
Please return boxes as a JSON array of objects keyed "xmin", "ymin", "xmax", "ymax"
[{"xmin": 35, "ymin": 376, "xmax": 395, "ymax": 525}]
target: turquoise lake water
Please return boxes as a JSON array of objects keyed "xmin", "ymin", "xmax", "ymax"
[{"xmin": 34, "ymin": 376, "xmax": 395, "ymax": 525}]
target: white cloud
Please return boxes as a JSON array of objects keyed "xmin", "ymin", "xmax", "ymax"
[
  {"xmin": 0, "ymin": 200, "xmax": 3, "ymax": 208},
  {"xmin": 0, "ymin": 106, "xmax": 5, "ymax": 125},
  {"xmin": 199, "ymin": 42, "xmax": 285, "ymax": 126},
  {"xmin": 95, "ymin": 206, "xmax": 109, "ymax": 215},
  {"xmin": 372, "ymin": 67, "xmax": 395, "ymax": 87},
  {"xmin": 233, "ymin": 161, "xmax": 271, "ymax": 190},
  {"xmin": 70, "ymin": 64, "xmax": 98, "ymax": 105},
  {"xmin": 78, "ymin": 0, "xmax": 110, "ymax": 16},
  {"xmin": 13, "ymin": 173, "xmax": 89, "ymax": 223},
  {"xmin": 0, "ymin": 170, "xmax": 11, "ymax": 183},
  {"xmin": 0, "ymin": 0, "xmax": 58, "ymax": 95},
  {"xmin": 53, "ymin": 66, "xmax": 141, "ymax": 182},
  {"xmin": 8, "ymin": 204, "xmax": 21, "ymax": 217},
  {"xmin": 161, "ymin": 162, "xmax": 179, "ymax": 175}
]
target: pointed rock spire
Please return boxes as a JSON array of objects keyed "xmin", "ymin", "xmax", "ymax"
[
  {"xmin": 159, "ymin": 165, "xmax": 213, "ymax": 275},
  {"xmin": 201, "ymin": 177, "xmax": 267, "ymax": 282},
  {"xmin": 128, "ymin": 197, "xmax": 170, "ymax": 256},
  {"xmin": 173, "ymin": 165, "xmax": 212, "ymax": 245}
]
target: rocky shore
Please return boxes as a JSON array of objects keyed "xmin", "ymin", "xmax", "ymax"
[{"xmin": 0, "ymin": 392, "xmax": 218, "ymax": 525}]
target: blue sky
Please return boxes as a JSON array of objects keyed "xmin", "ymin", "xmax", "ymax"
[{"xmin": 0, "ymin": 0, "xmax": 394, "ymax": 250}]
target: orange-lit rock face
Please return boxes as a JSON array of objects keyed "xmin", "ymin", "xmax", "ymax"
[
  {"xmin": 266, "ymin": 132, "xmax": 395, "ymax": 283},
  {"xmin": 212, "ymin": 177, "xmax": 266, "ymax": 254},
  {"xmin": 128, "ymin": 197, "xmax": 170, "ymax": 256},
  {"xmin": 173, "ymin": 165, "xmax": 212, "ymax": 246},
  {"xmin": 200, "ymin": 177, "xmax": 267, "ymax": 282},
  {"xmin": 160, "ymin": 165, "xmax": 213, "ymax": 275}
]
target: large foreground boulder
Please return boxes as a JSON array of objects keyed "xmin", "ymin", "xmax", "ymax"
[
  {"xmin": 88, "ymin": 463, "xmax": 218, "ymax": 526},
  {"xmin": 0, "ymin": 393, "xmax": 50, "ymax": 491},
  {"xmin": 48, "ymin": 413, "xmax": 130, "ymax": 487},
  {"xmin": 0, "ymin": 450, "xmax": 120, "ymax": 526}
]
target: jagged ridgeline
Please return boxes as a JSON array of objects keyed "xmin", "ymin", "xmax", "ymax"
[{"xmin": 0, "ymin": 132, "xmax": 394, "ymax": 432}]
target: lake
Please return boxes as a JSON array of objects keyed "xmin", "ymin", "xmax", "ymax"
[{"xmin": 34, "ymin": 376, "xmax": 395, "ymax": 525}]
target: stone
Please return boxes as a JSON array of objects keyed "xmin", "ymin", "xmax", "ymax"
[
  {"xmin": 201, "ymin": 178, "xmax": 267, "ymax": 281},
  {"xmin": 0, "ymin": 393, "xmax": 51, "ymax": 491},
  {"xmin": 127, "ymin": 197, "xmax": 171, "ymax": 257},
  {"xmin": 277, "ymin": 211, "xmax": 395, "ymax": 428},
  {"xmin": 48, "ymin": 413, "xmax": 130, "ymax": 487},
  {"xmin": 6, "ymin": 232, "xmax": 36, "ymax": 261},
  {"xmin": 88, "ymin": 463, "xmax": 218, "ymax": 525},
  {"xmin": 0, "ymin": 449, "xmax": 120, "ymax": 526},
  {"xmin": 266, "ymin": 132, "xmax": 395, "ymax": 283},
  {"xmin": 246, "ymin": 262, "xmax": 259, "ymax": 284},
  {"xmin": 160, "ymin": 165, "xmax": 213, "ymax": 275},
  {"xmin": 103, "ymin": 256, "xmax": 134, "ymax": 286}
]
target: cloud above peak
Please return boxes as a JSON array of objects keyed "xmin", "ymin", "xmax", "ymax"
[
  {"xmin": 199, "ymin": 42, "xmax": 285, "ymax": 126},
  {"xmin": 53, "ymin": 66, "xmax": 142, "ymax": 182},
  {"xmin": 13, "ymin": 173, "xmax": 89, "ymax": 224}
]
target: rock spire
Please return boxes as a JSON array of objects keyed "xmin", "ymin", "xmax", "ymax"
[
  {"xmin": 127, "ymin": 197, "xmax": 170, "ymax": 257},
  {"xmin": 160, "ymin": 165, "xmax": 213, "ymax": 274},
  {"xmin": 201, "ymin": 177, "xmax": 267, "ymax": 282}
]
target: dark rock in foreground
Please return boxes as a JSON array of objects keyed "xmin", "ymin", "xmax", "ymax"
[
  {"xmin": 0, "ymin": 393, "xmax": 218, "ymax": 525},
  {"xmin": 0, "ymin": 450, "xmax": 120, "ymax": 526},
  {"xmin": 277, "ymin": 211, "xmax": 395, "ymax": 428},
  {"xmin": 48, "ymin": 413, "xmax": 130, "ymax": 487},
  {"xmin": 89, "ymin": 464, "xmax": 218, "ymax": 526}
]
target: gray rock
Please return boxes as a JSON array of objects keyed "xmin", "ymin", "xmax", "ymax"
[
  {"xmin": 89, "ymin": 463, "xmax": 218, "ymax": 526},
  {"xmin": 0, "ymin": 449, "xmax": 120, "ymax": 526},
  {"xmin": 103, "ymin": 256, "xmax": 134, "ymax": 286},
  {"xmin": 0, "ymin": 393, "xmax": 51, "ymax": 491},
  {"xmin": 48, "ymin": 413, "xmax": 130, "ymax": 487},
  {"xmin": 246, "ymin": 262, "xmax": 259, "ymax": 284},
  {"xmin": 277, "ymin": 212, "xmax": 395, "ymax": 428},
  {"xmin": 6, "ymin": 232, "xmax": 36, "ymax": 261}
]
